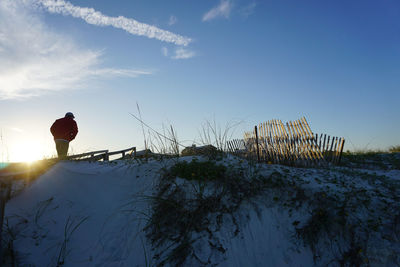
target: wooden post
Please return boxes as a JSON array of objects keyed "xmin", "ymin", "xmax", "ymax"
[
  {"xmin": 259, "ymin": 123, "xmax": 264, "ymax": 161},
  {"xmin": 254, "ymin": 126, "xmax": 260, "ymax": 162},
  {"xmin": 337, "ymin": 139, "xmax": 345, "ymax": 164}
]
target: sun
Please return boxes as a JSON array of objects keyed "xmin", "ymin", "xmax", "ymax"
[{"xmin": 11, "ymin": 141, "xmax": 44, "ymax": 163}]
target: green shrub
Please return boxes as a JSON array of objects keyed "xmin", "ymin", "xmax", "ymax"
[{"xmin": 168, "ymin": 159, "xmax": 227, "ymax": 181}]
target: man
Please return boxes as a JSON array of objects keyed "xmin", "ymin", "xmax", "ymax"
[{"xmin": 50, "ymin": 112, "xmax": 78, "ymax": 158}]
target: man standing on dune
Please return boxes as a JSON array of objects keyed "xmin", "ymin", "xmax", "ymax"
[{"xmin": 50, "ymin": 112, "xmax": 78, "ymax": 158}]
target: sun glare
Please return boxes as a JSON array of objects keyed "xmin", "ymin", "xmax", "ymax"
[{"xmin": 11, "ymin": 141, "xmax": 43, "ymax": 163}]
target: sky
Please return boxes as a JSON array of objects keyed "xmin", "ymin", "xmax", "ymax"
[{"xmin": 0, "ymin": 0, "xmax": 399, "ymax": 161}]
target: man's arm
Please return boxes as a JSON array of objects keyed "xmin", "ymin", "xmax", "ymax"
[{"xmin": 70, "ymin": 121, "xmax": 78, "ymax": 141}]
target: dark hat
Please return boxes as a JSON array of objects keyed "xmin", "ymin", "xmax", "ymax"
[{"xmin": 65, "ymin": 112, "xmax": 75, "ymax": 118}]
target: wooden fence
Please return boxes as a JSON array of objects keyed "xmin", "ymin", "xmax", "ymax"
[{"xmin": 227, "ymin": 117, "xmax": 345, "ymax": 167}]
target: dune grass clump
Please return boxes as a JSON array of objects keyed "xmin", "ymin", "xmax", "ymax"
[
  {"xmin": 389, "ymin": 145, "xmax": 400, "ymax": 153},
  {"xmin": 341, "ymin": 149, "xmax": 400, "ymax": 170},
  {"xmin": 145, "ymin": 158, "xmax": 270, "ymax": 266},
  {"xmin": 140, "ymin": 148, "xmax": 400, "ymax": 266}
]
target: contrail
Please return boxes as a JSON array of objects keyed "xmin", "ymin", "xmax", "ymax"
[{"xmin": 37, "ymin": 0, "xmax": 192, "ymax": 46}]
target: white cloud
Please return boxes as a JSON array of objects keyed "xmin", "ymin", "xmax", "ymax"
[
  {"xmin": 172, "ymin": 48, "xmax": 196, "ymax": 60},
  {"xmin": 202, "ymin": 0, "xmax": 233, "ymax": 22},
  {"xmin": 162, "ymin": 47, "xmax": 169, "ymax": 57},
  {"xmin": 161, "ymin": 47, "xmax": 195, "ymax": 60},
  {"xmin": 0, "ymin": 1, "xmax": 151, "ymax": 100},
  {"xmin": 37, "ymin": 0, "xmax": 191, "ymax": 46},
  {"xmin": 88, "ymin": 68, "xmax": 152, "ymax": 78},
  {"xmin": 168, "ymin": 15, "xmax": 177, "ymax": 26}
]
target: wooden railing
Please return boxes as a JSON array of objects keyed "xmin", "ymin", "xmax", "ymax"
[
  {"xmin": 67, "ymin": 146, "xmax": 136, "ymax": 162},
  {"xmin": 103, "ymin": 146, "xmax": 137, "ymax": 161},
  {"xmin": 67, "ymin": 149, "xmax": 109, "ymax": 160}
]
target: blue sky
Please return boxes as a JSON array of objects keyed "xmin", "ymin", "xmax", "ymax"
[{"xmin": 0, "ymin": 0, "xmax": 399, "ymax": 161}]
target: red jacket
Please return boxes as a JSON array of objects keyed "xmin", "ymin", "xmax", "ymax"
[{"xmin": 50, "ymin": 117, "xmax": 78, "ymax": 142}]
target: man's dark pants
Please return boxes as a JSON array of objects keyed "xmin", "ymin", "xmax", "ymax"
[{"xmin": 55, "ymin": 139, "xmax": 69, "ymax": 158}]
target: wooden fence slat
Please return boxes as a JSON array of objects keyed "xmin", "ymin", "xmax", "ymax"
[
  {"xmin": 332, "ymin": 137, "xmax": 339, "ymax": 163},
  {"xmin": 272, "ymin": 120, "xmax": 282, "ymax": 164},
  {"xmin": 271, "ymin": 121, "xmax": 278, "ymax": 163},
  {"xmin": 274, "ymin": 120, "xmax": 283, "ymax": 163},
  {"xmin": 325, "ymin": 136, "xmax": 330, "ymax": 156},
  {"xmin": 264, "ymin": 122, "xmax": 269, "ymax": 162},
  {"xmin": 286, "ymin": 121, "xmax": 304, "ymax": 161},
  {"xmin": 289, "ymin": 121, "xmax": 303, "ymax": 164},
  {"xmin": 267, "ymin": 121, "xmax": 275, "ymax": 163},
  {"xmin": 277, "ymin": 119, "xmax": 286, "ymax": 163},
  {"xmin": 294, "ymin": 120, "xmax": 313, "ymax": 162},
  {"xmin": 334, "ymin": 138, "xmax": 342, "ymax": 163},
  {"xmin": 279, "ymin": 120, "xmax": 291, "ymax": 164},
  {"xmin": 260, "ymin": 123, "xmax": 266, "ymax": 161},
  {"xmin": 301, "ymin": 117, "xmax": 324, "ymax": 161},
  {"xmin": 319, "ymin": 133, "xmax": 323, "ymax": 151},
  {"xmin": 264, "ymin": 122, "xmax": 271, "ymax": 162},
  {"xmin": 329, "ymin": 136, "xmax": 336, "ymax": 162},
  {"xmin": 292, "ymin": 121, "xmax": 309, "ymax": 164},
  {"xmin": 303, "ymin": 118, "xmax": 320, "ymax": 159},
  {"xmin": 262, "ymin": 122, "xmax": 268, "ymax": 162},
  {"xmin": 286, "ymin": 122, "xmax": 294, "ymax": 162}
]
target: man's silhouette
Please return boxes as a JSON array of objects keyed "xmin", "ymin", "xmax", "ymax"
[{"xmin": 50, "ymin": 112, "xmax": 78, "ymax": 158}]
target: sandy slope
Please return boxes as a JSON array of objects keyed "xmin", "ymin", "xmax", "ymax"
[
  {"xmin": 5, "ymin": 161, "xmax": 158, "ymax": 266},
  {"xmin": 3, "ymin": 155, "xmax": 400, "ymax": 266}
]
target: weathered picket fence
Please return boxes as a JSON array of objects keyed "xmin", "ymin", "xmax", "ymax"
[{"xmin": 227, "ymin": 117, "xmax": 345, "ymax": 167}]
